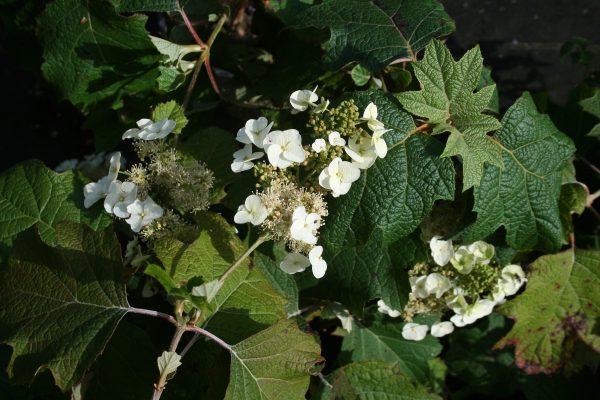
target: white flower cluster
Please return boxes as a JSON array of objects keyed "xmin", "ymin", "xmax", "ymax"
[
  {"xmin": 229, "ymin": 89, "xmax": 395, "ymax": 279},
  {"xmin": 377, "ymin": 238, "xmax": 527, "ymax": 341},
  {"xmin": 83, "ymin": 118, "xmax": 177, "ymax": 233}
]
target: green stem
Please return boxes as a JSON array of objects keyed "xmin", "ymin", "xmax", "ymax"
[
  {"xmin": 218, "ymin": 234, "xmax": 270, "ymax": 285},
  {"xmin": 152, "ymin": 325, "xmax": 187, "ymax": 400}
]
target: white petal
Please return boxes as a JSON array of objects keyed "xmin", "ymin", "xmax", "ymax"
[
  {"xmin": 402, "ymin": 323, "xmax": 428, "ymax": 341},
  {"xmin": 430, "ymin": 237, "xmax": 454, "ymax": 266},
  {"xmin": 431, "ymin": 321, "xmax": 454, "ymax": 337},
  {"xmin": 280, "ymin": 253, "xmax": 310, "ymax": 274},
  {"xmin": 236, "ymin": 127, "xmax": 252, "ymax": 144}
]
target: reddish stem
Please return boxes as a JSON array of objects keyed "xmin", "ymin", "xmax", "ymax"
[{"xmin": 179, "ymin": 6, "xmax": 206, "ymax": 47}]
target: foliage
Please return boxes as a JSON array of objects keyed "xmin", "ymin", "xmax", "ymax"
[{"xmin": 0, "ymin": 0, "xmax": 599, "ymax": 399}]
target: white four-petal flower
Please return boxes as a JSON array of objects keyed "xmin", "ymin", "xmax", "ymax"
[
  {"xmin": 409, "ymin": 275, "xmax": 429, "ymax": 299},
  {"xmin": 289, "ymin": 88, "xmax": 318, "ymax": 111},
  {"xmin": 309, "ymin": 245, "xmax": 327, "ymax": 278},
  {"xmin": 328, "ymin": 131, "xmax": 346, "ymax": 146},
  {"xmin": 263, "ymin": 129, "xmax": 305, "ymax": 169},
  {"xmin": 231, "ymin": 144, "xmax": 264, "ymax": 173},
  {"xmin": 318, "ymin": 157, "xmax": 360, "ymax": 197},
  {"xmin": 290, "ymin": 206, "xmax": 320, "ymax": 245},
  {"xmin": 430, "ymin": 236, "xmax": 454, "ymax": 266},
  {"xmin": 450, "ymin": 245, "xmax": 476, "ymax": 274},
  {"xmin": 361, "ymin": 102, "xmax": 384, "ymax": 132},
  {"xmin": 125, "ymin": 196, "xmax": 164, "ymax": 233},
  {"xmin": 233, "ymin": 194, "xmax": 269, "ymax": 225},
  {"xmin": 424, "ymin": 273, "xmax": 452, "ymax": 299},
  {"xmin": 104, "ymin": 181, "xmax": 137, "ymax": 218},
  {"xmin": 122, "ymin": 119, "xmax": 176, "ymax": 140},
  {"xmin": 280, "ymin": 252, "xmax": 311, "ymax": 274},
  {"xmin": 450, "ymin": 298, "xmax": 495, "ymax": 327},
  {"xmin": 243, "ymin": 117, "xmax": 273, "ymax": 148},
  {"xmin": 312, "ymin": 138, "xmax": 327, "ymax": 153},
  {"xmin": 402, "ymin": 323, "xmax": 428, "ymax": 341},
  {"xmin": 83, "ymin": 176, "xmax": 113, "ymax": 208},
  {"xmin": 344, "ymin": 135, "xmax": 377, "ymax": 170},
  {"xmin": 468, "ymin": 241, "xmax": 495, "ymax": 265}
]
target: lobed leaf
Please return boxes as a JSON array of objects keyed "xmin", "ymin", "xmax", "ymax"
[
  {"xmin": 465, "ymin": 93, "xmax": 576, "ymax": 251},
  {"xmin": 396, "ymin": 40, "xmax": 503, "ymax": 189},
  {"xmin": 295, "ymin": 0, "xmax": 454, "ymax": 70},
  {"xmin": 225, "ymin": 319, "xmax": 323, "ymax": 400},
  {"xmin": 0, "ymin": 160, "xmax": 112, "ymax": 264},
  {"xmin": 316, "ymin": 90, "xmax": 453, "ymax": 314},
  {"xmin": 496, "ymin": 249, "xmax": 600, "ymax": 374},
  {"xmin": 38, "ymin": 0, "xmax": 161, "ymax": 112},
  {"xmin": 0, "ymin": 223, "xmax": 128, "ymax": 390},
  {"xmin": 153, "ymin": 212, "xmax": 287, "ymax": 343}
]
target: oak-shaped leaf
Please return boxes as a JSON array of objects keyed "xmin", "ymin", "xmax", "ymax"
[
  {"xmin": 496, "ymin": 249, "xmax": 600, "ymax": 374},
  {"xmin": 38, "ymin": 0, "xmax": 161, "ymax": 112},
  {"xmin": 225, "ymin": 319, "xmax": 323, "ymax": 400},
  {"xmin": 0, "ymin": 160, "xmax": 112, "ymax": 264},
  {"xmin": 464, "ymin": 93, "xmax": 576, "ymax": 251},
  {"xmin": 0, "ymin": 223, "xmax": 128, "ymax": 390},
  {"xmin": 294, "ymin": 0, "xmax": 454, "ymax": 70},
  {"xmin": 396, "ymin": 40, "xmax": 503, "ymax": 190},
  {"xmin": 314, "ymin": 90, "xmax": 453, "ymax": 314},
  {"xmin": 153, "ymin": 212, "xmax": 287, "ymax": 342}
]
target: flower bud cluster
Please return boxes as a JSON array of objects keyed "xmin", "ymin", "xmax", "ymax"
[
  {"xmin": 229, "ymin": 88, "xmax": 394, "ymax": 279},
  {"xmin": 378, "ymin": 237, "xmax": 527, "ymax": 342},
  {"xmin": 82, "ymin": 115, "xmax": 214, "ymax": 241}
]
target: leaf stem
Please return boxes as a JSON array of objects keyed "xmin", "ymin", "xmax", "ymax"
[
  {"xmin": 181, "ymin": 12, "xmax": 227, "ymax": 110},
  {"xmin": 217, "ymin": 234, "xmax": 270, "ymax": 285},
  {"xmin": 128, "ymin": 307, "xmax": 230, "ymax": 350},
  {"xmin": 179, "ymin": 5, "xmax": 206, "ymax": 47}
]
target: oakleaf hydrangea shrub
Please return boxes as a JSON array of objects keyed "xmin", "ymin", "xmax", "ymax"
[{"xmin": 0, "ymin": 0, "xmax": 598, "ymax": 399}]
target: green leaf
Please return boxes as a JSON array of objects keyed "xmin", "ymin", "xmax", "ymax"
[
  {"xmin": 396, "ymin": 40, "xmax": 503, "ymax": 189},
  {"xmin": 315, "ymin": 90, "xmax": 453, "ymax": 314},
  {"xmin": 156, "ymin": 65, "xmax": 186, "ymax": 92},
  {"xmin": 254, "ymin": 246, "xmax": 300, "ymax": 315},
  {"xmin": 153, "ymin": 212, "xmax": 287, "ymax": 342},
  {"xmin": 157, "ymin": 351, "xmax": 182, "ymax": 378},
  {"xmin": 464, "ymin": 93, "xmax": 576, "ymax": 251},
  {"xmin": 579, "ymin": 89, "xmax": 600, "ymax": 139},
  {"xmin": 579, "ymin": 89, "xmax": 600, "ymax": 119},
  {"xmin": 329, "ymin": 361, "xmax": 441, "ymax": 399},
  {"xmin": 444, "ymin": 313, "xmax": 522, "ymax": 398},
  {"xmin": 0, "ymin": 222, "xmax": 128, "ymax": 390},
  {"xmin": 341, "ymin": 313, "xmax": 442, "ymax": 383},
  {"xmin": 115, "ymin": 0, "xmax": 180, "ymax": 13},
  {"xmin": 224, "ymin": 319, "xmax": 323, "ymax": 400},
  {"xmin": 0, "ymin": 160, "xmax": 112, "ymax": 264},
  {"xmin": 496, "ymin": 249, "xmax": 600, "ymax": 374},
  {"xmin": 559, "ymin": 182, "xmax": 588, "ymax": 239},
  {"xmin": 152, "ymin": 100, "xmax": 189, "ymax": 134},
  {"xmin": 351, "ymin": 64, "xmax": 370, "ymax": 86},
  {"xmin": 295, "ymin": 0, "xmax": 454, "ymax": 70},
  {"xmin": 38, "ymin": 0, "xmax": 160, "ymax": 112}
]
